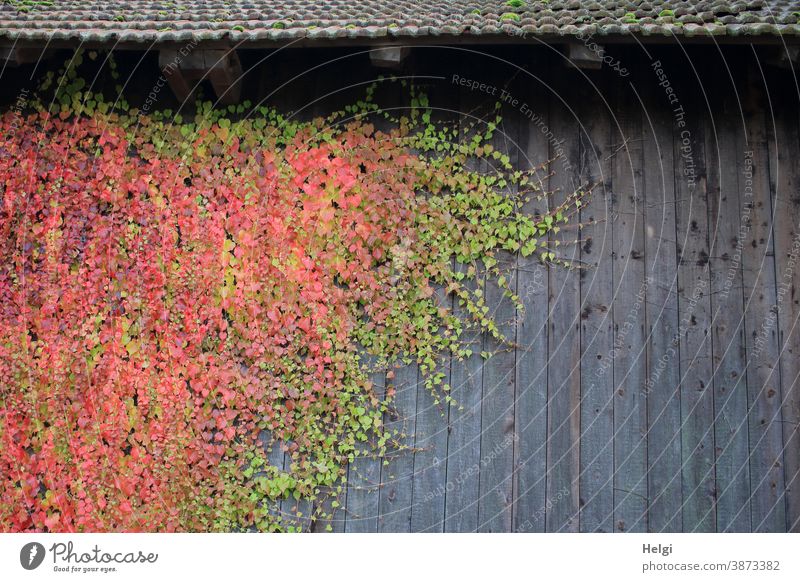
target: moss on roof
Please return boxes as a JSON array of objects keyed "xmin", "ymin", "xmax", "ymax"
[{"xmin": 0, "ymin": 0, "xmax": 796, "ymax": 43}]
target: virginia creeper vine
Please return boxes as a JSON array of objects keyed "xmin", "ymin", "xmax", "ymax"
[{"xmin": 0, "ymin": 51, "xmax": 588, "ymax": 531}]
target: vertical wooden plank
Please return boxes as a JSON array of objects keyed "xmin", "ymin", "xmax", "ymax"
[
  {"xmin": 512, "ymin": 54, "xmax": 551, "ymax": 533},
  {"xmin": 640, "ymin": 61, "xmax": 684, "ymax": 533},
  {"xmin": 281, "ymin": 455, "xmax": 314, "ymax": 532},
  {"xmin": 378, "ymin": 364, "xmax": 418, "ymax": 532},
  {"xmin": 368, "ymin": 68, "xmax": 416, "ymax": 533},
  {"xmin": 575, "ymin": 71, "xmax": 615, "ymax": 533},
  {"xmin": 441, "ymin": 54, "xmax": 486, "ymax": 533},
  {"xmin": 740, "ymin": 60, "xmax": 786, "ymax": 532},
  {"xmin": 311, "ymin": 459, "xmax": 347, "ymax": 528},
  {"xmin": 545, "ymin": 67, "xmax": 582, "ymax": 533},
  {"xmin": 673, "ymin": 65, "xmax": 717, "ymax": 532},
  {"xmin": 264, "ymin": 434, "xmax": 291, "ymax": 527},
  {"xmin": 610, "ymin": 66, "xmax": 648, "ymax": 532},
  {"xmin": 477, "ymin": 261, "xmax": 517, "ymax": 532},
  {"xmin": 704, "ymin": 64, "xmax": 752, "ymax": 532},
  {"xmin": 769, "ymin": 68, "xmax": 800, "ymax": 533},
  {"xmin": 475, "ymin": 77, "xmax": 521, "ymax": 534},
  {"xmin": 444, "ymin": 258, "xmax": 484, "ymax": 532},
  {"xmin": 344, "ymin": 362, "xmax": 385, "ymax": 533},
  {"xmin": 409, "ymin": 349, "xmax": 448, "ymax": 532},
  {"xmin": 408, "ymin": 64, "xmax": 452, "ymax": 532},
  {"xmin": 443, "ymin": 53, "xmax": 522, "ymax": 532},
  {"xmin": 349, "ymin": 60, "xmax": 428, "ymax": 533}
]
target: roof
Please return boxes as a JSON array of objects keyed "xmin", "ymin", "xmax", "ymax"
[{"xmin": 0, "ymin": 1, "xmax": 798, "ymax": 44}]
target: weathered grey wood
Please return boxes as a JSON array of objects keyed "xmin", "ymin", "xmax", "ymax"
[
  {"xmin": 640, "ymin": 69, "xmax": 684, "ymax": 533},
  {"xmin": 409, "ymin": 353, "xmax": 449, "ymax": 532},
  {"xmin": 378, "ymin": 364, "xmax": 419, "ymax": 532},
  {"xmin": 738, "ymin": 63, "xmax": 786, "ymax": 533},
  {"xmin": 444, "ymin": 63, "xmax": 492, "ymax": 534},
  {"xmin": 293, "ymin": 45, "xmax": 799, "ymax": 534},
  {"xmin": 511, "ymin": 60, "xmax": 551, "ymax": 533},
  {"xmin": 368, "ymin": 69, "xmax": 417, "ymax": 534},
  {"xmin": 7, "ymin": 44, "xmax": 791, "ymax": 533},
  {"xmin": 672, "ymin": 67, "xmax": 717, "ymax": 532},
  {"xmin": 443, "ymin": 63, "xmax": 499, "ymax": 533},
  {"xmin": 545, "ymin": 68, "xmax": 582, "ymax": 533},
  {"xmin": 264, "ymin": 434, "xmax": 290, "ymax": 527},
  {"xmin": 575, "ymin": 71, "xmax": 615, "ymax": 533},
  {"xmin": 704, "ymin": 66, "xmax": 752, "ymax": 532},
  {"xmin": 407, "ymin": 72, "xmax": 452, "ymax": 533},
  {"xmin": 344, "ymin": 362, "xmax": 385, "ymax": 533},
  {"xmin": 262, "ymin": 433, "xmax": 307, "ymax": 531},
  {"xmin": 769, "ymin": 76, "xmax": 800, "ymax": 533},
  {"xmin": 444, "ymin": 259, "xmax": 484, "ymax": 532},
  {"xmin": 279, "ymin": 458, "xmax": 314, "ymax": 531},
  {"xmin": 610, "ymin": 67, "xmax": 648, "ymax": 533},
  {"xmin": 339, "ymin": 59, "xmax": 407, "ymax": 533},
  {"xmin": 474, "ymin": 83, "xmax": 523, "ymax": 533},
  {"xmin": 477, "ymin": 258, "xmax": 517, "ymax": 532}
]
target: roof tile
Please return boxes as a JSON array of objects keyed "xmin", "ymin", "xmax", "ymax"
[{"xmin": 0, "ymin": 0, "xmax": 796, "ymax": 44}]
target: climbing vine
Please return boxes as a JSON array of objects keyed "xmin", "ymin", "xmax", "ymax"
[{"xmin": 0, "ymin": 51, "xmax": 588, "ymax": 532}]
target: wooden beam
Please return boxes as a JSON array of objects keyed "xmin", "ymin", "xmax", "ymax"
[
  {"xmin": 0, "ymin": 46, "xmax": 53, "ymax": 67},
  {"xmin": 158, "ymin": 48, "xmax": 242, "ymax": 105},
  {"xmin": 766, "ymin": 45, "xmax": 800, "ymax": 69},
  {"xmin": 369, "ymin": 46, "xmax": 409, "ymax": 69},
  {"xmin": 158, "ymin": 48, "xmax": 193, "ymax": 103},
  {"xmin": 206, "ymin": 50, "xmax": 243, "ymax": 105},
  {"xmin": 564, "ymin": 42, "xmax": 602, "ymax": 70}
]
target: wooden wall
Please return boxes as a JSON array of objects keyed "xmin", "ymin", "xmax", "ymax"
[
  {"xmin": 273, "ymin": 43, "xmax": 798, "ymax": 533},
  {"xmin": 3, "ymin": 41, "xmax": 797, "ymax": 532}
]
